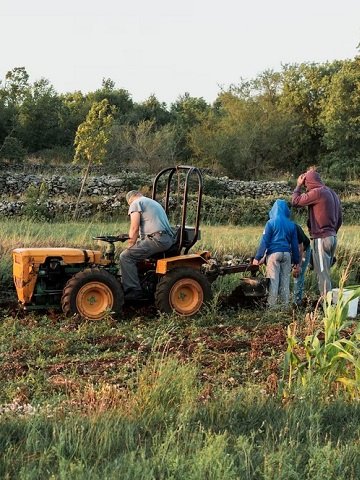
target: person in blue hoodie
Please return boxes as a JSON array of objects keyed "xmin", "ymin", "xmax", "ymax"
[{"xmin": 252, "ymin": 199, "xmax": 300, "ymax": 307}]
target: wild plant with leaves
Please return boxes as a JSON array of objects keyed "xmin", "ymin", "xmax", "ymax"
[{"xmin": 282, "ymin": 275, "xmax": 360, "ymax": 399}]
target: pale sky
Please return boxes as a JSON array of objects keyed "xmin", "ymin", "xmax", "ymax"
[{"xmin": 1, "ymin": 0, "xmax": 359, "ymax": 105}]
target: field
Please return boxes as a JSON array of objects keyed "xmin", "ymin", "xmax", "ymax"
[{"xmin": 1, "ymin": 220, "xmax": 360, "ymax": 479}]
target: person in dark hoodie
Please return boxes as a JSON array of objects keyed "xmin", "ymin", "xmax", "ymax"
[
  {"xmin": 291, "ymin": 169, "xmax": 342, "ymax": 296},
  {"xmin": 253, "ymin": 199, "xmax": 299, "ymax": 307}
]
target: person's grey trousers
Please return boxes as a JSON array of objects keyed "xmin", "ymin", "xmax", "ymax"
[
  {"xmin": 120, "ymin": 233, "xmax": 174, "ymax": 293},
  {"xmin": 311, "ymin": 236, "xmax": 337, "ymax": 296},
  {"xmin": 266, "ymin": 252, "xmax": 292, "ymax": 307}
]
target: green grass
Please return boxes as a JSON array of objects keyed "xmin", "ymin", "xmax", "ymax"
[
  {"xmin": 1, "ymin": 218, "xmax": 359, "ymax": 254},
  {"xmin": 2, "ymin": 355, "xmax": 360, "ymax": 479},
  {"xmin": 1, "ymin": 219, "xmax": 360, "ymax": 478}
]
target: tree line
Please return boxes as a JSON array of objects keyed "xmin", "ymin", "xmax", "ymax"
[{"xmin": 0, "ymin": 56, "xmax": 359, "ymax": 180}]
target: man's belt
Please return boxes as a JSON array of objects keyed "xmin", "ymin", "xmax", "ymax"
[{"xmin": 146, "ymin": 231, "xmax": 169, "ymax": 238}]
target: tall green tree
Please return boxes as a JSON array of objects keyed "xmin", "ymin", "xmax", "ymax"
[
  {"xmin": 170, "ymin": 93, "xmax": 210, "ymax": 160},
  {"xmin": 128, "ymin": 94, "xmax": 171, "ymax": 127},
  {"xmin": 58, "ymin": 91, "xmax": 89, "ymax": 152},
  {"xmin": 73, "ymin": 99, "xmax": 115, "ymax": 218},
  {"xmin": 320, "ymin": 58, "xmax": 360, "ymax": 178},
  {"xmin": 16, "ymin": 78, "xmax": 63, "ymax": 152},
  {"xmin": 0, "ymin": 93, "xmax": 12, "ymax": 147},
  {"xmin": 279, "ymin": 61, "xmax": 343, "ymax": 170},
  {"xmin": 3, "ymin": 67, "xmax": 29, "ymax": 107},
  {"xmin": 88, "ymin": 79, "xmax": 134, "ymax": 124},
  {"xmin": 0, "ymin": 67, "xmax": 30, "ymax": 150}
]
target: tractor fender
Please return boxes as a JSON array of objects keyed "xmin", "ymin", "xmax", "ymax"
[{"xmin": 156, "ymin": 253, "xmax": 208, "ymax": 275}]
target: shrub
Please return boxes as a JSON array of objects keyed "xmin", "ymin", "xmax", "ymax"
[
  {"xmin": 0, "ymin": 136, "xmax": 26, "ymax": 163},
  {"xmin": 33, "ymin": 146, "xmax": 74, "ymax": 164},
  {"xmin": 22, "ymin": 182, "xmax": 54, "ymax": 221}
]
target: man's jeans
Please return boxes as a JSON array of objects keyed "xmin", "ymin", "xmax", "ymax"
[
  {"xmin": 120, "ymin": 233, "xmax": 174, "ymax": 293},
  {"xmin": 266, "ymin": 252, "xmax": 292, "ymax": 307},
  {"xmin": 294, "ymin": 245, "xmax": 311, "ymax": 304},
  {"xmin": 311, "ymin": 236, "xmax": 337, "ymax": 295}
]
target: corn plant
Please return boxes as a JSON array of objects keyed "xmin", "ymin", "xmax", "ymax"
[{"xmin": 282, "ymin": 276, "xmax": 360, "ymax": 398}]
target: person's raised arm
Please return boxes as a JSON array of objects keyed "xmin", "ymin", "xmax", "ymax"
[{"xmin": 292, "ymin": 174, "xmax": 319, "ymax": 207}]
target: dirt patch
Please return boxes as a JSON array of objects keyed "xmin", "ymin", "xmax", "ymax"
[
  {"xmin": 250, "ymin": 325, "xmax": 287, "ymax": 360},
  {"xmin": 1, "ymin": 361, "xmax": 29, "ymax": 379},
  {"xmin": 86, "ymin": 335, "xmax": 145, "ymax": 352},
  {"xmin": 47, "ymin": 357, "xmax": 132, "ymax": 376}
]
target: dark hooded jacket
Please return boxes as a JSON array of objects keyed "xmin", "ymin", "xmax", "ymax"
[
  {"xmin": 255, "ymin": 199, "xmax": 299, "ymax": 264},
  {"xmin": 291, "ymin": 171, "xmax": 342, "ymax": 239}
]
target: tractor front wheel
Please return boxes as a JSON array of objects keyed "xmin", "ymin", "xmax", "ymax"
[
  {"xmin": 155, "ymin": 267, "xmax": 212, "ymax": 316},
  {"xmin": 61, "ymin": 268, "xmax": 124, "ymax": 320}
]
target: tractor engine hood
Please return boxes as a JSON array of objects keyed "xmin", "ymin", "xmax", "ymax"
[{"xmin": 13, "ymin": 248, "xmax": 104, "ymax": 304}]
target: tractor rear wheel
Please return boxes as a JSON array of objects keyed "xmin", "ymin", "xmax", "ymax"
[
  {"xmin": 155, "ymin": 267, "xmax": 212, "ymax": 316},
  {"xmin": 61, "ymin": 268, "xmax": 124, "ymax": 320}
]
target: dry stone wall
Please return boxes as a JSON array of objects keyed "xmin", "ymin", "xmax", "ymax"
[
  {"xmin": 0, "ymin": 171, "xmax": 358, "ymax": 222},
  {"xmin": 0, "ymin": 172, "xmax": 292, "ymax": 198}
]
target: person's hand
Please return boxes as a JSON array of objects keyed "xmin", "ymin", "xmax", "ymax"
[
  {"xmin": 296, "ymin": 173, "xmax": 306, "ymax": 188},
  {"xmin": 127, "ymin": 238, "xmax": 136, "ymax": 248},
  {"xmin": 253, "ymin": 258, "xmax": 265, "ymax": 266},
  {"xmin": 292, "ymin": 265, "xmax": 300, "ymax": 278}
]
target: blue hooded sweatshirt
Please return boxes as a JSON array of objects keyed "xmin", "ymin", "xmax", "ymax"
[{"xmin": 255, "ymin": 199, "xmax": 299, "ymax": 264}]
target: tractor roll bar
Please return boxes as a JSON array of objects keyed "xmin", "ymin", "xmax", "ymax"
[{"xmin": 152, "ymin": 165, "xmax": 203, "ymax": 253}]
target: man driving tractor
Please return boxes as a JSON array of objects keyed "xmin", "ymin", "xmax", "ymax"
[{"xmin": 119, "ymin": 190, "xmax": 175, "ymax": 301}]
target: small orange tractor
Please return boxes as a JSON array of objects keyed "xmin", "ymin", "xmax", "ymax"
[{"xmin": 13, "ymin": 166, "xmax": 267, "ymax": 320}]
